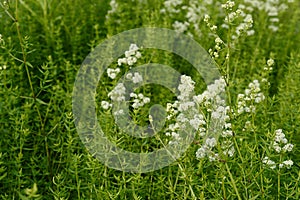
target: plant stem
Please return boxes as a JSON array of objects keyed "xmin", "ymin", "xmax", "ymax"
[{"xmin": 225, "ymin": 162, "xmax": 242, "ymax": 200}]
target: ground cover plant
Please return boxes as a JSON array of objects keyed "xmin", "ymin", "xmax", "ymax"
[{"xmin": 0, "ymin": 0, "xmax": 300, "ymax": 199}]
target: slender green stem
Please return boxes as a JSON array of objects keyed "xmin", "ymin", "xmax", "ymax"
[
  {"xmin": 225, "ymin": 162, "xmax": 242, "ymax": 200},
  {"xmin": 150, "ymin": 120, "xmax": 196, "ymax": 200}
]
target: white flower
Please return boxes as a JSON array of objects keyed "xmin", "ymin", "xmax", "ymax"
[
  {"xmin": 262, "ymin": 157, "xmax": 276, "ymax": 169},
  {"xmin": 274, "ymin": 129, "xmax": 286, "ymax": 143},
  {"xmin": 130, "ymin": 92, "xmax": 150, "ymax": 109},
  {"xmin": 196, "ymin": 147, "xmax": 206, "ymax": 159},
  {"xmin": 118, "ymin": 58, "xmax": 127, "ymax": 66},
  {"xmin": 107, "ymin": 68, "xmax": 120, "ymax": 79},
  {"xmin": 173, "ymin": 21, "xmax": 189, "ymax": 33},
  {"xmin": 168, "ymin": 123, "xmax": 180, "ymax": 131},
  {"xmin": 114, "ymin": 109, "xmax": 124, "ymax": 116},
  {"xmin": 268, "ymin": 25, "xmax": 278, "ymax": 32},
  {"xmin": 178, "ymin": 75, "xmax": 195, "ymax": 101},
  {"xmin": 206, "ymin": 137, "xmax": 217, "ymax": 148},
  {"xmin": 222, "ymin": 130, "xmax": 233, "ymax": 137},
  {"xmin": 143, "ymin": 97, "xmax": 150, "ymax": 104},
  {"xmin": 101, "ymin": 101, "xmax": 112, "ymax": 110},
  {"xmin": 130, "ymin": 92, "xmax": 137, "ymax": 98},
  {"xmin": 171, "ymin": 132, "xmax": 181, "ymax": 140},
  {"xmin": 273, "ymin": 142, "xmax": 282, "ymax": 153},
  {"xmin": 129, "ymin": 43, "xmax": 139, "ymax": 52},
  {"xmin": 176, "ymin": 113, "xmax": 188, "ymax": 122},
  {"xmin": 106, "ymin": 0, "xmax": 118, "ymax": 19},
  {"xmin": 189, "ymin": 114, "xmax": 205, "ymax": 130},
  {"xmin": 282, "ymin": 160, "xmax": 293, "ymax": 169},
  {"xmin": 204, "ymin": 14, "xmax": 210, "ymax": 23},
  {"xmin": 108, "ymin": 83, "xmax": 126, "ymax": 102},
  {"xmin": 267, "ymin": 58, "xmax": 275, "ymax": 67},
  {"xmin": 178, "ymin": 101, "xmax": 195, "ymax": 112},
  {"xmin": 126, "ymin": 73, "xmax": 133, "ymax": 79},
  {"xmin": 132, "ymin": 72, "xmax": 143, "ymax": 83},
  {"xmin": 135, "ymin": 51, "xmax": 142, "ymax": 58},
  {"xmin": 224, "ymin": 146, "xmax": 235, "ymax": 157},
  {"xmin": 117, "ymin": 44, "xmax": 141, "ymax": 66},
  {"xmin": 0, "ymin": 65, "xmax": 7, "ymax": 70},
  {"xmin": 282, "ymin": 143, "xmax": 294, "ymax": 152}
]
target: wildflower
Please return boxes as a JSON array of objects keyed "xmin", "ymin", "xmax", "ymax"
[
  {"xmin": 173, "ymin": 21, "xmax": 189, "ymax": 33},
  {"xmin": 282, "ymin": 160, "xmax": 293, "ymax": 169},
  {"xmin": 267, "ymin": 58, "xmax": 275, "ymax": 67},
  {"xmin": 222, "ymin": 1, "xmax": 235, "ymax": 10},
  {"xmin": 130, "ymin": 92, "xmax": 150, "ymax": 109},
  {"xmin": 204, "ymin": 14, "xmax": 210, "ymax": 23},
  {"xmin": 108, "ymin": 83, "xmax": 126, "ymax": 102},
  {"xmin": 178, "ymin": 75, "xmax": 195, "ymax": 101},
  {"xmin": 106, "ymin": 0, "xmax": 118, "ymax": 19},
  {"xmin": 132, "ymin": 72, "xmax": 143, "ymax": 84},
  {"xmin": 196, "ymin": 147, "xmax": 206, "ymax": 159},
  {"xmin": 107, "ymin": 68, "xmax": 120, "ymax": 79},
  {"xmin": 236, "ymin": 79, "xmax": 265, "ymax": 115},
  {"xmin": 262, "ymin": 157, "xmax": 276, "ymax": 169},
  {"xmin": 117, "ymin": 44, "xmax": 141, "ymax": 66},
  {"xmin": 189, "ymin": 114, "xmax": 205, "ymax": 130},
  {"xmin": 272, "ymin": 129, "xmax": 294, "ymax": 153},
  {"xmin": 282, "ymin": 143, "xmax": 294, "ymax": 152},
  {"xmin": 149, "ymin": 115, "xmax": 153, "ymax": 123},
  {"xmin": 206, "ymin": 137, "xmax": 217, "ymax": 148},
  {"xmin": 178, "ymin": 101, "xmax": 195, "ymax": 112},
  {"xmin": 113, "ymin": 109, "xmax": 124, "ymax": 116},
  {"xmin": 101, "ymin": 101, "xmax": 112, "ymax": 110}
]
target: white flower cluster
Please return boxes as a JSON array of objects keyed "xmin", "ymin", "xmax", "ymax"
[
  {"xmin": 208, "ymin": 37, "xmax": 224, "ymax": 58},
  {"xmin": 0, "ymin": 34, "xmax": 3, "ymax": 44},
  {"xmin": 108, "ymin": 83, "xmax": 126, "ymax": 102},
  {"xmin": 101, "ymin": 45, "xmax": 146, "ymax": 113},
  {"xmin": 262, "ymin": 157, "xmax": 277, "ymax": 169},
  {"xmin": 221, "ymin": 1, "xmax": 235, "ymax": 10},
  {"xmin": 117, "ymin": 44, "xmax": 141, "ymax": 66},
  {"xmin": 106, "ymin": 0, "xmax": 118, "ymax": 20},
  {"xmin": 267, "ymin": 58, "xmax": 274, "ymax": 67},
  {"xmin": 264, "ymin": 58, "xmax": 275, "ymax": 71},
  {"xmin": 194, "ymin": 78, "xmax": 235, "ymax": 161},
  {"xmin": 234, "ymin": 13, "xmax": 254, "ymax": 39},
  {"xmin": 161, "ymin": 0, "xmax": 213, "ymax": 36},
  {"xmin": 203, "ymin": 14, "xmax": 218, "ymax": 32},
  {"xmin": 165, "ymin": 75, "xmax": 203, "ymax": 145},
  {"xmin": 193, "ymin": 78, "xmax": 226, "ymax": 107},
  {"xmin": 161, "ymin": 0, "xmax": 183, "ymax": 14},
  {"xmin": 107, "ymin": 68, "xmax": 120, "ymax": 79},
  {"xmin": 172, "ymin": 21, "xmax": 189, "ymax": 34},
  {"xmin": 126, "ymin": 72, "xmax": 143, "ymax": 84},
  {"xmin": 220, "ymin": 2, "xmax": 254, "ymax": 40},
  {"xmin": 241, "ymin": 0, "xmax": 294, "ymax": 32},
  {"xmin": 0, "ymin": 65, "xmax": 7, "ymax": 70},
  {"xmin": 237, "ymin": 80, "xmax": 265, "ymax": 114},
  {"xmin": 101, "ymin": 100, "xmax": 112, "ymax": 110},
  {"xmin": 196, "ymin": 137, "xmax": 218, "ymax": 161},
  {"xmin": 189, "ymin": 114, "xmax": 206, "ymax": 131},
  {"xmin": 130, "ymin": 92, "xmax": 150, "ymax": 109},
  {"xmin": 262, "ymin": 129, "xmax": 294, "ymax": 170},
  {"xmin": 263, "ymin": 157, "xmax": 294, "ymax": 170},
  {"xmin": 273, "ymin": 129, "xmax": 294, "ymax": 153},
  {"xmin": 106, "ymin": 44, "xmax": 141, "ymax": 80},
  {"xmin": 163, "ymin": 75, "xmax": 234, "ymax": 161},
  {"xmin": 178, "ymin": 75, "xmax": 195, "ymax": 101}
]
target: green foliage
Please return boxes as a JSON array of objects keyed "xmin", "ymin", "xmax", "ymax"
[{"xmin": 0, "ymin": 0, "xmax": 299, "ymax": 199}]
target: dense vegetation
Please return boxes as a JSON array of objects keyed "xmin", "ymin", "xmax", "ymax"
[{"xmin": 0, "ymin": 0, "xmax": 300, "ymax": 199}]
